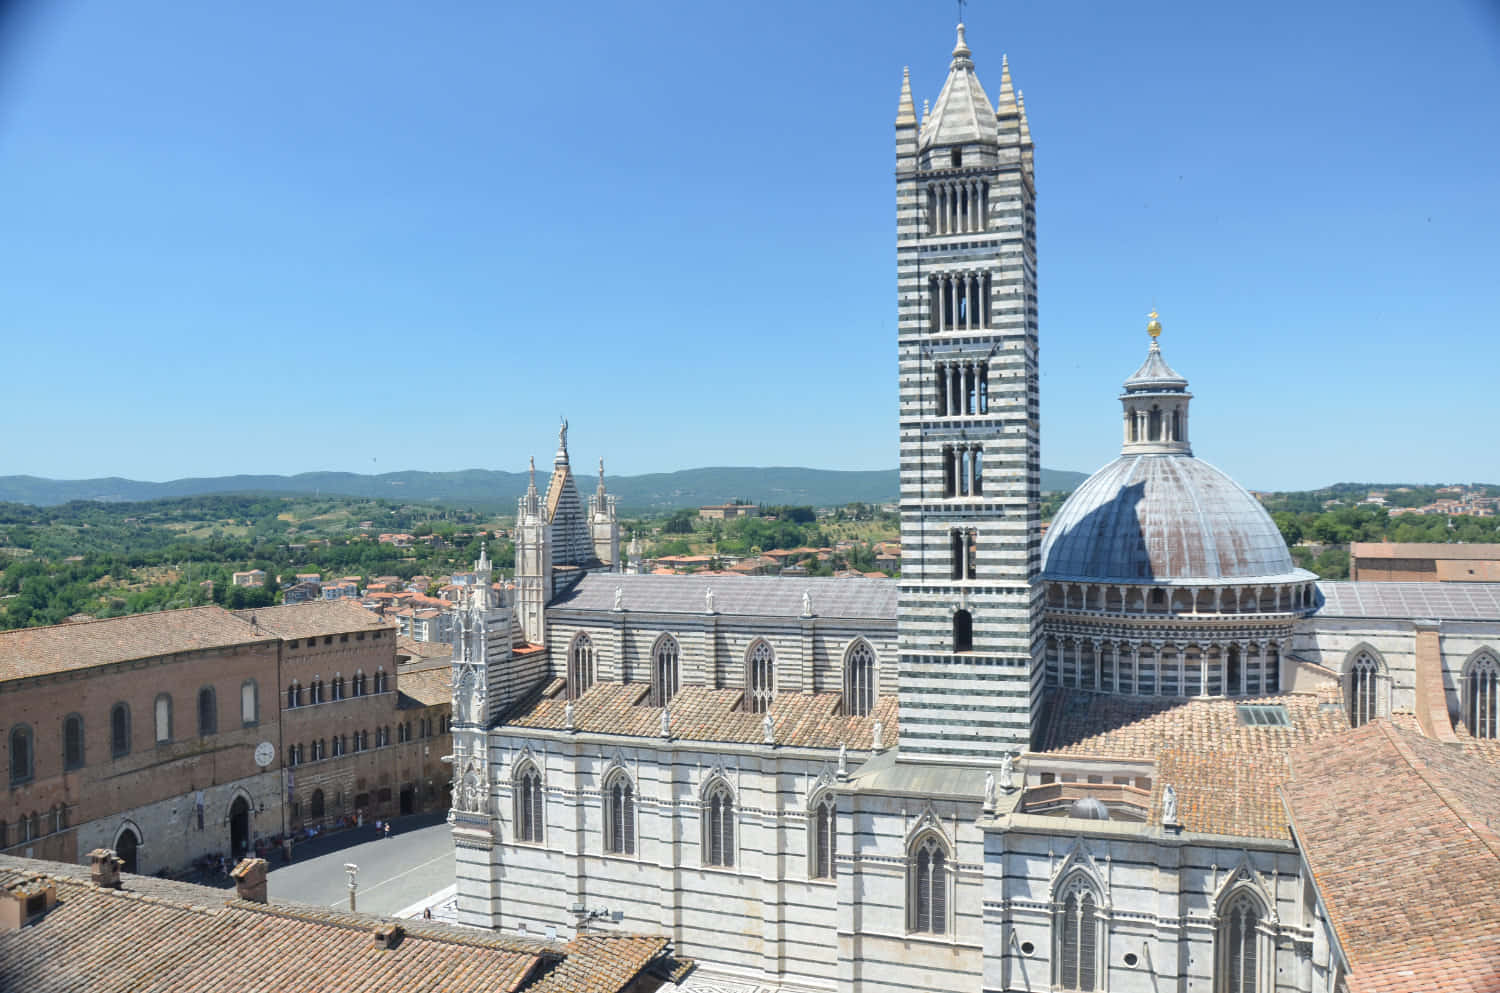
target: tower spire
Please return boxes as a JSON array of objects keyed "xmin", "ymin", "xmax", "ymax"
[{"xmin": 896, "ymin": 66, "xmax": 916, "ymax": 126}]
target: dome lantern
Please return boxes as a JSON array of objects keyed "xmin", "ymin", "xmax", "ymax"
[{"xmin": 1121, "ymin": 311, "xmax": 1192, "ymax": 456}]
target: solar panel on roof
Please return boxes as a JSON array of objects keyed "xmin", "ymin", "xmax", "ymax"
[{"xmin": 1237, "ymin": 704, "xmax": 1291, "ymax": 728}]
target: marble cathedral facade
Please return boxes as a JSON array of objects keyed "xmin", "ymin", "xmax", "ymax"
[{"xmin": 447, "ymin": 24, "xmax": 1500, "ymax": 993}]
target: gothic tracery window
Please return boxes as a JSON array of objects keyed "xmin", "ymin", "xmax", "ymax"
[
  {"xmin": 1054, "ymin": 876, "xmax": 1102, "ymax": 991},
  {"xmin": 1348, "ymin": 651, "xmax": 1380, "ymax": 728},
  {"xmin": 652, "ymin": 635, "xmax": 680, "ymax": 708},
  {"xmin": 908, "ymin": 834, "xmax": 949, "ymax": 934},
  {"xmin": 746, "ymin": 640, "xmax": 775, "ymax": 714},
  {"xmin": 1465, "ymin": 652, "xmax": 1499, "ymax": 740},
  {"xmin": 844, "ymin": 639, "xmax": 876, "ymax": 717},
  {"xmin": 1217, "ymin": 890, "xmax": 1264, "ymax": 993},
  {"xmin": 514, "ymin": 762, "xmax": 545, "ymax": 843},
  {"xmin": 605, "ymin": 772, "xmax": 635, "ymax": 855},
  {"xmin": 568, "ymin": 633, "xmax": 596, "ymax": 700},
  {"xmin": 702, "ymin": 780, "xmax": 734, "ymax": 868},
  {"xmin": 810, "ymin": 794, "xmax": 837, "ymax": 879}
]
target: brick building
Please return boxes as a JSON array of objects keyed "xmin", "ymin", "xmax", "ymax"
[
  {"xmin": 0, "ymin": 608, "xmax": 281, "ymax": 874},
  {"xmin": 1349, "ymin": 541, "xmax": 1500, "ymax": 582},
  {"xmin": 1, "ymin": 601, "xmax": 451, "ymax": 876}
]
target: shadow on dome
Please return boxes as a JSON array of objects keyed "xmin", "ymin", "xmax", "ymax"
[{"xmin": 1043, "ymin": 480, "xmax": 1154, "ymax": 583}]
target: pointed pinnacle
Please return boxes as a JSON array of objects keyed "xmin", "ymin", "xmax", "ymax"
[{"xmin": 896, "ymin": 66, "xmax": 916, "ymax": 126}]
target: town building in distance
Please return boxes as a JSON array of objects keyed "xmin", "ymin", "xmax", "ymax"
[
  {"xmin": 1350, "ymin": 541, "xmax": 1500, "ymax": 582},
  {"xmin": 434, "ymin": 22, "xmax": 1500, "ymax": 993}
]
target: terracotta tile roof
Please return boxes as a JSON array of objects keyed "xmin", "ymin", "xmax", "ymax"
[
  {"xmin": 505, "ymin": 680, "xmax": 897, "ymax": 750},
  {"xmin": 1283, "ymin": 721, "xmax": 1500, "ymax": 993},
  {"xmin": 398, "ymin": 667, "xmax": 452, "ymax": 708},
  {"xmin": 397, "ymin": 637, "xmax": 453, "ymax": 662},
  {"xmin": 0, "ymin": 854, "xmax": 674, "ymax": 993},
  {"xmin": 235, "ymin": 600, "xmax": 395, "ymax": 641},
  {"xmin": 0, "ymin": 606, "xmax": 268, "ymax": 683},
  {"xmin": 1039, "ymin": 689, "xmax": 1349, "ymax": 840}
]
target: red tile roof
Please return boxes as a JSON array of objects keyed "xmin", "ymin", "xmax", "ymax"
[
  {"xmin": 235, "ymin": 599, "xmax": 395, "ymax": 641},
  {"xmin": 0, "ymin": 606, "xmax": 269, "ymax": 683},
  {"xmin": 1283, "ymin": 720, "xmax": 1500, "ymax": 993},
  {"xmin": 0, "ymin": 854, "xmax": 673, "ymax": 993},
  {"xmin": 505, "ymin": 680, "xmax": 896, "ymax": 750}
]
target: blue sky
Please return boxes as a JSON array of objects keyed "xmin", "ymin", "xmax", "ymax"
[{"xmin": 1, "ymin": 0, "xmax": 1497, "ymax": 491}]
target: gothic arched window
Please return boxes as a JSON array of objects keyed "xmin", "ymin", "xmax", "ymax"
[
  {"xmin": 746, "ymin": 640, "xmax": 775, "ymax": 714},
  {"xmin": 1217, "ymin": 890, "xmax": 1264, "ymax": 993},
  {"xmin": 953, "ymin": 610, "xmax": 974, "ymax": 653},
  {"xmin": 1347, "ymin": 651, "xmax": 1380, "ymax": 728},
  {"xmin": 568, "ymin": 633, "xmax": 596, "ymax": 700},
  {"xmin": 907, "ymin": 834, "xmax": 949, "ymax": 934},
  {"xmin": 1465, "ymin": 652, "xmax": 1499, "ymax": 740},
  {"xmin": 374, "ymin": 669, "xmax": 388, "ymax": 694},
  {"xmin": 652, "ymin": 635, "xmax": 680, "ymax": 708},
  {"xmin": 702, "ymin": 780, "xmax": 734, "ymax": 868},
  {"xmin": 605, "ymin": 771, "xmax": 635, "ymax": 856},
  {"xmin": 197, "ymin": 686, "xmax": 217, "ymax": 736},
  {"xmin": 110, "ymin": 703, "xmax": 130, "ymax": 758},
  {"xmin": 287, "ymin": 682, "xmax": 301, "ymax": 709},
  {"xmin": 844, "ymin": 639, "xmax": 877, "ymax": 717},
  {"xmin": 63, "ymin": 713, "xmax": 85, "ymax": 771},
  {"xmin": 1054, "ymin": 876, "xmax": 1102, "ymax": 991},
  {"xmin": 809, "ymin": 794, "xmax": 837, "ymax": 879},
  {"xmin": 514, "ymin": 762, "xmax": 544, "ymax": 843}
]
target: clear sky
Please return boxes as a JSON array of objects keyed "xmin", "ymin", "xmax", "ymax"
[{"xmin": 2, "ymin": 0, "xmax": 1497, "ymax": 490}]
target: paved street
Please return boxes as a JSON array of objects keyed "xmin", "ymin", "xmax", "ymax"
[{"xmin": 265, "ymin": 812, "xmax": 455, "ymax": 916}]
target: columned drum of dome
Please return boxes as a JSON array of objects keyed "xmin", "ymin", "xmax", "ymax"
[
  {"xmin": 1039, "ymin": 316, "xmax": 1316, "ymax": 698},
  {"xmin": 895, "ymin": 25, "xmax": 1042, "ymax": 760}
]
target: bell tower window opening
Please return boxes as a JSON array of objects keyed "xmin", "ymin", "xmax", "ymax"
[
  {"xmin": 958, "ymin": 450, "xmax": 971, "ymax": 496},
  {"xmin": 972, "ymin": 447, "xmax": 983, "ymax": 495},
  {"xmin": 953, "ymin": 610, "xmax": 974, "ymax": 653},
  {"xmin": 942, "ymin": 445, "xmax": 956, "ymax": 497},
  {"xmin": 977, "ymin": 363, "xmax": 989, "ymax": 413},
  {"xmin": 935, "ymin": 363, "xmax": 948, "ymax": 416},
  {"xmin": 967, "ymin": 530, "xmax": 978, "ymax": 579}
]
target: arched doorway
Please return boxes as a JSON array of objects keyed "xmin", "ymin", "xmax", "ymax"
[
  {"xmin": 229, "ymin": 796, "xmax": 250, "ymax": 857},
  {"xmin": 115, "ymin": 825, "xmax": 140, "ymax": 874}
]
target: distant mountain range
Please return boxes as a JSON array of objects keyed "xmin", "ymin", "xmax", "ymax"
[{"xmin": 0, "ymin": 467, "xmax": 1091, "ymax": 512}]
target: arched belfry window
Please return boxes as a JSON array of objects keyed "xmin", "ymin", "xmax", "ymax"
[
  {"xmin": 702, "ymin": 779, "xmax": 734, "ymax": 868},
  {"xmin": 514, "ymin": 761, "xmax": 545, "ymax": 843},
  {"xmin": 652, "ymin": 635, "xmax": 680, "ymax": 708},
  {"xmin": 746, "ymin": 640, "xmax": 775, "ymax": 714},
  {"xmin": 1217, "ymin": 890, "xmax": 1265, "ymax": 993},
  {"xmin": 953, "ymin": 610, "xmax": 974, "ymax": 653},
  {"xmin": 1053, "ymin": 875, "xmax": 1103, "ymax": 991},
  {"xmin": 1464, "ymin": 652, "xmax": 1499, "ymax": 740},
  {"xmin": 1347, "ymin": 650, "xmax": 1381, "ymax": 728},
  {"xmin": 568, "ymin": 633, "xmax": 596, "ymax": 700},
  {"xmin": 604, "ymin": 771, "xmax": 635, "ymax": 856},
  {"xmin": 844, "ymin": 639, "xmax": 876, "ymax": 717},
  {"xmin": 907, "ymin": 833, "xmax": 949, "ymax": 934},
  {"xmin": 809, "ymin": 793, "xmax": 837, "ymax": 879}
]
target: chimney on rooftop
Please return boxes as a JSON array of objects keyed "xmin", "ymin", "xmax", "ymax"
[
  {"xmin": 89, "ymin": 849, "xmax": 123, "ymax": 889},
  {"xmin": 231, "ymin": 858, "xmax": 268, "ymax": 903},
  {"xmin": 373, "ymin": 922, "xmax": 405, "ymax": 949}
]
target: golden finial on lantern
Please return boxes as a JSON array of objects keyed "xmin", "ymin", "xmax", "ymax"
[{"xmin": 1146, "ymin": 309, "xmax": 1162, "ymax": 340}]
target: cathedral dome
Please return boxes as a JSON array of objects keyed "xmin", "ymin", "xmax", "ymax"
[
  {"xmin": 1041, "ymin": 314, "xmax": 1311, "ymax": 586},
  {"xmin": 1041, "ymin": 454, "xmax": 1302, "ymax": 584}
]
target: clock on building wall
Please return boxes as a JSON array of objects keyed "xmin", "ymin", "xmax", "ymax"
[{"xmin": 254, "ymin": 741, "xmax": 276, "ymax": 768}]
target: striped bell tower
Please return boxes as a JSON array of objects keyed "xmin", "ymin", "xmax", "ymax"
[{"xmin": 894, "ymin": 23, "xmax": 1042, "ymax": 762}]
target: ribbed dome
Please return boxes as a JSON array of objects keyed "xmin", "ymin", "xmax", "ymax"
[
  {"xmin": 1041, "ymin": 454, "xmax": 1309, "ymax": 584},
  {"xmin": 1068, "ymin": 796, "xmax": 1111, "ymax": 821}
]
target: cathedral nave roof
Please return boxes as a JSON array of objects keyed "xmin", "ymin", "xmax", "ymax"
[
  {"xmin": 500, "ymin": 679, "xmax": 896, "ymax": 751},
  {"xmin": 550, "ymin": 573, "xmax": 898, "ymax": 621},
  {"xmin": 1314, "ymin": 579, "xmax": 1500, "ymax": 621}
]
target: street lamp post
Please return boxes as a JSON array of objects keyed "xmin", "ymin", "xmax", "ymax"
[{"xmin": 345, "ymin": 863, "xmax": 359, "ymax": 912}]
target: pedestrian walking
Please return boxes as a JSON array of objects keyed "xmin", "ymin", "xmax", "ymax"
[{"xmin": 384, "ymin": 821, "xmax": 392, "ymax": 840}]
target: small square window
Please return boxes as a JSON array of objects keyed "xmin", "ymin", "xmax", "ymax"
[
  {"xmin": 340, "ymin": 634, "xmax": 348, "ymax": 643},
  {"xmin": 288, "ymin": 640, "xmax": 298, "ymax": 649}
]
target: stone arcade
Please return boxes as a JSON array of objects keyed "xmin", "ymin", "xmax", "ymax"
[{"xmin": 447, "ymin": 24, "xmax": 1500, "ymax": 993}]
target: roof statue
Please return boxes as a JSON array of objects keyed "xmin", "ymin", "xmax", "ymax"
[
  {"xmin": 613, "ymin": 585, "xmax": 624, "ymax": 611},
  {"xmin": 837, "ymin": 742, "xmax": 848, "ymax": 778},
  {"xmin": 1162, "ymin": 784, "xmax": 1179, "ymax": 825},
  {"xmin": 872, "ymin": 720, "xmax": 883, "ymax": 751},
  {"xmin": 705, "ymin": 587, "xmax": 715, "ymax": 614},
  {"xmin": 999, "ymin": 752, "xmax": 1014, "ymax": 791},
  {"xmin": 983, "ymin": 770, "xmax": 996, "ymax": 812},
  {"xmin": 558, "ymin": 417, "xmax": 568, "ymax": 457},
  {"xmin": 763, "ymin": 713, "xmax": 775, "ymax": 745},
  {"xmin": 659, "ymin": 707, "xmax": 671, "ymax": 739}
]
